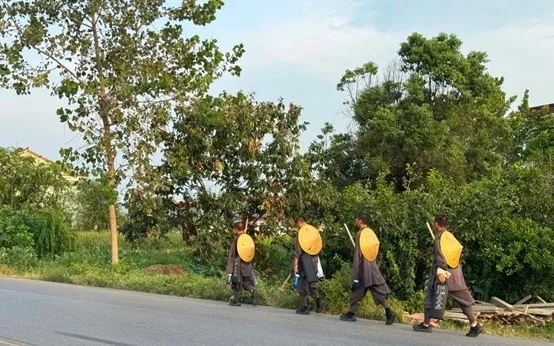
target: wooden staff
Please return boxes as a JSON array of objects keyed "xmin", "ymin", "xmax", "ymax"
[
  {"xmin": 279, "ymin": 274, "xmax": 291, "ymax": 292},
  {"xmin": 426, "ymin": 222, "xmax": 435, "ymax": 240},
  {"xmin": 343, "ymin": 224, "xmax": 356, "ymax": 247}
]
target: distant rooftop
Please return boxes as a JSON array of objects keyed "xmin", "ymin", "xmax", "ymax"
[{"xmin": 530, "ymin": 103, "xmax": 554, "ymax": 113}]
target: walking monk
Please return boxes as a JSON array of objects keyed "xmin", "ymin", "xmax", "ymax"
[
  {"xmin": 226, "ymin": 220, "xmax": 259, "ymax": 306},
  {"xmin": 413, "ymin": 213, "xmax": 482, "ymax": 337},
  {"xmin": 292, "ymin": 216, "xmax": 324, "ymax": 315},
  {"xmin": 340, "ymin": 214, "xmax": 396, "ymax": 325}
]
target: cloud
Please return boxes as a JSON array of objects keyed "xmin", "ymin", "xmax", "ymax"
[
  {"xmin": 464, "ymin": 23, "xmax": 554, "ymax": 106},
  {"xmin": 229, "ymin": 0, "xmax": 554, "ymax": 107},
  {"xmin": 236, "ymin": 0, "xmax": 405, "ymax": 81}
]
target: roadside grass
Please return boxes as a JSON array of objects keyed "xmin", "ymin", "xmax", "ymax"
[{"xmin": 0, "ymin": 231, "xmax": 552, "ymax": 341}]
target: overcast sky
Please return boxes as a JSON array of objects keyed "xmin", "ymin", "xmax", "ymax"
[{"xmin": 1, "ymin": 0, "xmax": 553, "ymax": 162}]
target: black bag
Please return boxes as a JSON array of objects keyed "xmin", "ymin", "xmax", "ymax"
[
  {"xmin": 428, "ymin": 282, "xmax": 448, "ymax": 320},
  {"xmin": 300, "ymin": 253, "xmax": 318, "ymax": 283}
]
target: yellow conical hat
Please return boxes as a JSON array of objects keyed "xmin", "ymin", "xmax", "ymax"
[
  {"xmin": 440, "ymin": 231, "xmax": 463, "ymax": 268},
  {"xmin": 299, "ymin": 224, "xmax": 322, "ymax": 255},
  {"xmin": 237, "ymin": 234, "xmax": 255, "ymax": 262},
  {"xmin": 360, "ymin": 227, "xmax": 380, "ymax": 261}
]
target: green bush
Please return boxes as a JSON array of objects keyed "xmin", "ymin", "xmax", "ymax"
[
  {"xmin": 0, "ymin": 246, "xmax": 37, "ymax": 268},
  {"xmin": 0, "ymin": 206, "xmax": 34, "ymax": 250},
  {"xmin": 22, "ymin": 208, "xmax": 76, "ymax": 259}
]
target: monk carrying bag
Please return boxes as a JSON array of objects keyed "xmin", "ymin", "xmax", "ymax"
[{"xmin": 428, "ymin": 282, "xmax": 448, "ymax": 320}]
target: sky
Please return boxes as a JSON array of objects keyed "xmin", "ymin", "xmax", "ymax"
[{"xmin": 1, "ymin": 0, "xmax": 554, "ymax": 162}]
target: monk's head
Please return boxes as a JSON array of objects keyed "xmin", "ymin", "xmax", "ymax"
[
  {"xmin": 355, "ymin": 213, "xmax": 369, "ymax": 230},
  {"xmin": 234, "ymin": 221, "xmax": 246, "ymax": 235},
  {"xmin": 433, "ymin": 213, "xmax": 447, "ymax": 231},
  {"xmin": 295, "ymin": 216, "xmax": 307, "ymax": 230}
]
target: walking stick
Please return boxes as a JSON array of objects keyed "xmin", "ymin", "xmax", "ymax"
[
  {"xmin": 343, "ymin": 224, "xmax": 356, "ymax": 247},
  {"xmin": 279, "ymin": 274, "xmax": 291, "ymax": 292},
  {"xmin": 426, "ymin": 222, "xmax": 435, "ymax": 240}
]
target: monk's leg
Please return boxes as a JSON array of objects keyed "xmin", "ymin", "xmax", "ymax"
[
  {"xmin": 348, "ymin": 286, "xmax": 367, "ymax": 314},
  {"xmin": 296, "ymin": 277, "xmax": 309, "ymax": 307},
  {"xmin": 369, "ymin": 284, "xmax": 389, "ymax": 309},
  {"xmin": 370, "ymin": 285, "xmax": 395, "ymax": 325},
  {"xmin": 449, "ymin": 290, "xmax": 476, "ymax": 324},
  {"xmin": 308, "ymin": 281, "xmax": 319, "ymax": 299},
  {"xmin": 242, "ymin": 277, "xmax": 258, "ymax": 306},
  {"xmin": 423, "ymin": 286, "xmax": 433, "ymax": 325}
]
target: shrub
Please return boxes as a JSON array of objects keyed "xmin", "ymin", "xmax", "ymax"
[
  {"xmin": 0, "ymin": 206, "xmax": 34, "ymax": 250},
  {"xmin": 22, "ymin": 208, "xmax": 76, "ymax": 259}
]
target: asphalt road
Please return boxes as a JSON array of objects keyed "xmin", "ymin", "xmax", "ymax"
[{"xmin": 0, "ymin": 278, "xmax": 551, "ymax": 346}]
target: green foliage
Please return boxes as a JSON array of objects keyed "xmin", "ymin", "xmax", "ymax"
[
  {"xmin": 254, "ymin": 233, "xmax": 294, "ymax": 278},
  {"xmin": 0, "ymin": 206, "xmax": 34, "ymax": 250},
  {"xmin": 0, "ymin": 148, "xmax": 71, "ymax": 211},
  {"xmin": 23, "ymin": 209, "xmax": 76, "ymax": 260},
  {"xmin": 329, "ymin": 33, "xmax": 513, "ymax": 189},
  {"xmin": 74, "ymin": 179, "xmax": 113, "ymax": 231},
  {"xmin": 0, "ymin": 0, "xmax": 245, "ymax": 262},
  {"xmin": 0, "ymin": 205, "xmax": 74, "ymax": 260},
  {"xmin": 0, "ymin": 247, "xmax": 37, "ymax": 268}
]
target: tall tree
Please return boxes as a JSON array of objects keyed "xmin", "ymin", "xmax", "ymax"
[
  {"xmin": 0, "ymin": 1, "xmax": 243, "ymax": 263},
  {"xmin": 332, "ymin": 33, "xmax": 513, "ymax": 189}
]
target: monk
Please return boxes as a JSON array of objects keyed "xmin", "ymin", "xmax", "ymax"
[
  {"xmin": 226, "ymin": 221, "xmax": 258, "ymax": 307},
  {"xmin": 413, "ymin": 213, "xmax": 482, "ymax": 337},
  {"xmin": 340, "ymin": 214, "xmax": 396, "ymax": 325},
  {"xmin": 293, "ymin": 216, "xmax": 324, "ymax": 315}
]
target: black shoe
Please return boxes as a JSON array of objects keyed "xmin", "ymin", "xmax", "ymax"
[
  {"xmin": 296, "ymin": 306, "xmax": 310, "ymax": 315},
  {"xmin": 251, "ymin": 291, "xmax": 259, "ymax": 306},
  {"xmin": 466, "ymin": 324, "xmax": 482, "ymax": 337},
  {"xmin": 315, "ymin": 298, "xmax": 324, "ymax": 313},
  {"xmin": 340, "ymin": 311, "xmax": 357, "ymax": 322},
  {"xmin": 413, "ymin": 323, "xmax": 432, "ymax": 333},
  {"xmin": 229, "ymin": 299, "xmax": 241, "ymax": 307},
  {"xmin": 385, "ymin": 309, "xmax": 396, "ymax": 325}
]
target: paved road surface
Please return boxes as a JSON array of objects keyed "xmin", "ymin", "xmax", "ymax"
[{"xmin": 0, "ymin": 278, "xmax": 551, "ymax": 345}]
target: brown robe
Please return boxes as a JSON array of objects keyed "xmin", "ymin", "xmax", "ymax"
[{"xmin": 348, "ymin": 230, "xmax": 389, "ymax": 312}]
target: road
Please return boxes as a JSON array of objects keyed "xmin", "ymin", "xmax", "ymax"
[{"xmin": 0, "ymin": 278, "xmax": 550, "ymax": 346}]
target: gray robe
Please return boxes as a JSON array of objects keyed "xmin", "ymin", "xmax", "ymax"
[
  {"xmin": 226, "ymin": 234, "xmax": 253, "ymax": 279},
  {"xmin": 424, "ymin": 229, "xmax": 474, "ymax": 309},
  {"xmin": 351, "ymin": 230, "xmax": 388, "ymax": 289},
  {"xmin": 294, "ymin": 238, "xmax": 319, "ymax": 283},
  {"xmin": 429, "ymin": 230, "xmax": 468, "ymax": 292}
]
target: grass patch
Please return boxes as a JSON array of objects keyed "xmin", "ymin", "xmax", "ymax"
[{"xmin": 1, "ymin": 231, "xmax": 552, "ymax": 341}]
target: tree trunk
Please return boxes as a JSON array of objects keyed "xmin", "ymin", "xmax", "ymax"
[
  {"xmin": 91, "ymin": 12, "xmax": 118, "ymax": 264},
  {"xmin": 107, "ymin": 140, "xmax": 118, "ymax": 264},
  {"xmin": 109, "ymin": 203, "xmax": 118, "ymax": 264}
]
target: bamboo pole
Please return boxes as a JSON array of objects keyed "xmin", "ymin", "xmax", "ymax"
[
  {"xmin": 426, "ymin": 222, "xmax": 435, "ymax": 240},
  {"xmin": 343, "ymin": 224, "xmax": 356, "ymax": 247}
]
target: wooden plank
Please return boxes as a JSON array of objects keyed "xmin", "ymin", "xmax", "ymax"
[
  {"xmin": 451, "ymin": 306, "xmax": 502, "ymax": 313},
  {"xmin": 444, "ymin": 311, "xmax": 470, "ymax": 320},
  {"xmin": 513, "ymin": 303, "xmax": 554, "ymax": 309},
  {"xmin": 536, "ymin": 296, "xmax": 547, "ymax": 304},
  {"xmin": 528, "ymin": 314, "xmax": 546, "ymax": 326},
  {"xmin": 475, "ymin": 300, "xmax": 496, "ymax": 306},
  {"xmin": 515, "ymin": 295, "xmax": 532, "ymax": 305},
  {"xmin": 491, "ymin": 297, "xmax": 514, "ymax": 311},
  {"xmin": 522, "ymin": 309, "xmax": 554, "ymax": 316}
]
